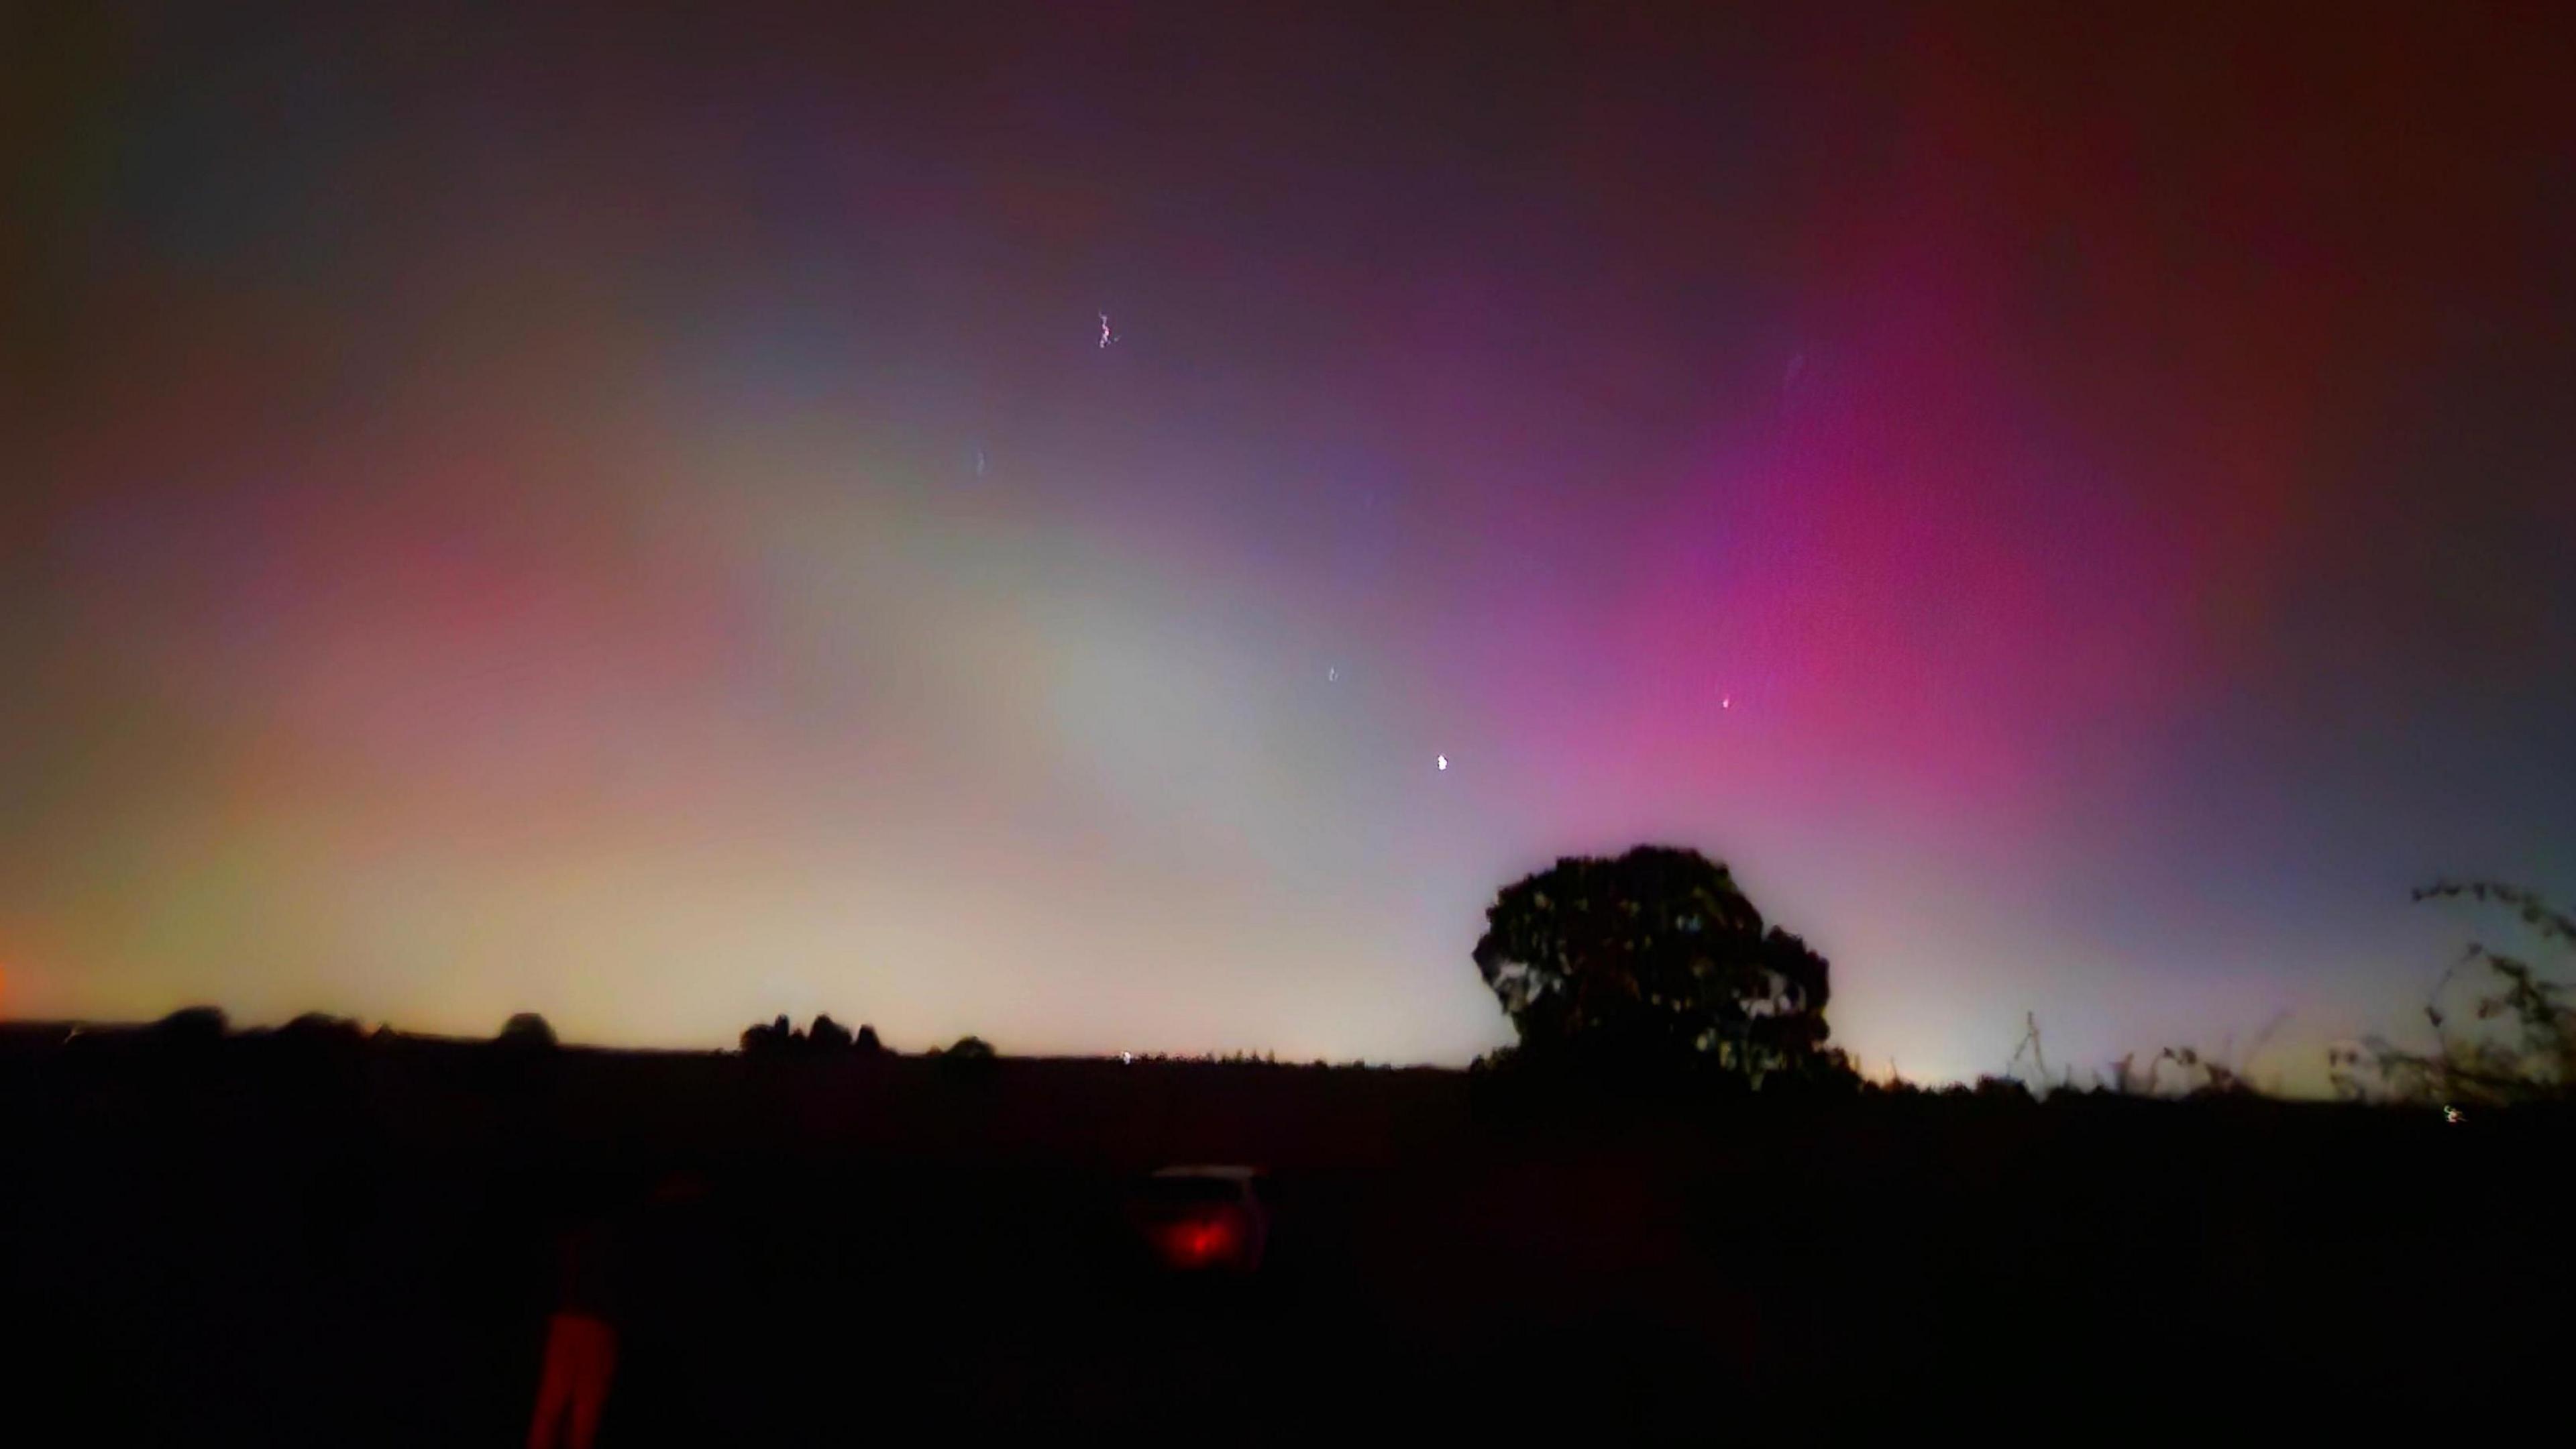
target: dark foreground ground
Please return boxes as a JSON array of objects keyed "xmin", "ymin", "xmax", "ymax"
[{"xmin": 5, "ymin": 1025, "xmax": 2568, "ymax": 1441}]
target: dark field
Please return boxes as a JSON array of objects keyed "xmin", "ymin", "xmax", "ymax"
[{"xmin": 5, "ymin": 1026, "xmax": 2566, "ymax": 1441}]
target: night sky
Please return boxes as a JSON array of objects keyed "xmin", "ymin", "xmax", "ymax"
[{"xmin": 6, "ymin": 2, "xmax": 2572, "ymax": 1086}]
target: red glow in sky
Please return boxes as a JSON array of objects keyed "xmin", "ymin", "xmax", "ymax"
[{"xmin": 4, "ymin": 3, "xmax": 2571, "ymax": 1087}]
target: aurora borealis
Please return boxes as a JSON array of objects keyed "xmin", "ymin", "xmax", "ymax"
[{"xmin": 5, "ymin": 2, "xmax": 2571, "ymax": 1086}]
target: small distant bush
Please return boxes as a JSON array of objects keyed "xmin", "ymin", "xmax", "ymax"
[
  {"xmin": 496, "ymin": 1013, "xmax": 559, "ymax": 1051},
  {"xmin": 280, "ymin": 1012, "xmax": 364, "ymax": 1042},
  {"xmin": 273, "ymin": 1014, "xmax": 368, "ymax": 1071},
  {"xmin": 741, "ymin": 1014, "xmax": 885, "ymax": 1058},
  {"xmin": 933, "ymin": 1034, "xmax": 998, "ymax": 1081},
  {"xmin": 2157, "ymin": 1046, "xmax": 2253, "ymax": 1099},
  {"xmin": 1933, "ymin": 1075, "xmax": 2032, "ymax": 1104},
  {"xmin": 155, "ymin": 1006, "xmax": 229, "ymax": 1046}
]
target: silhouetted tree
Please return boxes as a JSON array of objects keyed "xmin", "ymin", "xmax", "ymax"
[
  {"xmin": 497, "ymin": 1013, "xmax": 559, "ymax": 1051},
  {"xmin": 853, "ymin": 1024, "xmax": 883, "ymax": 1054},
  {"xmin": 946, "ymin": 1035, "xmax": 995, "ymax": 1060},
  {"xmin": 808, "ymin": 1014, "xmax": 853, "ymax": 1051},
  {"xmin": 156, "ymin": 1005, "xmax": 229, "ymax": 1043},
  {"xmin": 1472, "ymin": 845, "xmax": 1838, "ymax": 1085},
  {"xmin": 741, "ymin": 1014, "xmax": 796, "ymax": 1057}
]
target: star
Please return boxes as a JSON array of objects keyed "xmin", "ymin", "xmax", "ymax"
[{"xmin": 1436, "ymin": 754, "xmax": 1448, "ymax": 771}]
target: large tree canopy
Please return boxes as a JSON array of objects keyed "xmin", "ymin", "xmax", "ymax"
[{"xmin": 1472, "ymin": 845, "xmax": 1835, "ymax": 1080}]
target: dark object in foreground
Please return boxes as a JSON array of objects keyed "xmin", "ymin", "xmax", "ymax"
[
  {"xmin": 5, "ymin": 1028, "xmax": 2569, "ymax": 1440},
  {"xmin": 1126, "ymin": 1165, "xmax": 1273, "ymax": 1276},
  {"xmin": 1473, "ymin": 845, "xmax": 1844, "ymax": 1085}
]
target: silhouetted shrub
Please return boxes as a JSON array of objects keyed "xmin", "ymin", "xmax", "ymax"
[
  {"xmin": 854, "ymin": 1024, "xmax": 883, "ymax": 1054},
  {"xmin": 156, "ymin": 1005, "xmax": 229, "ymax": 1043},
  {"xmin": 483, "ymin": 1014, "xmax": 566, "ymax": 1129},
  {"xmin": 2332, "ymin": 881, "xmax": 2576, "ymax": 1105},
  {"xmin": 934, "ymin": 1034, "xmax": 998, "ymax": 1082},
  {"xmin": 808, "ymin": 1015, "xmax": 853, "ymax": 1051},
  {"xmin": 279, "ymin": 1012, "xmax": 365, "ymax": 1044},
  {"xmin": 497, "ymin": 1013, "xmax": 559, "ymax": 1051},
  {"xmin": 268, "ymin": 1014, "xmax": 368, "ymax": 1089},
  {"xmin": 1762, "ymin": 1046, "xmax": 1865, "ymax": 1099},
  {"xmin": 2158, "ymin": 1046, "xmax": 2253, "ymax": 1099}
]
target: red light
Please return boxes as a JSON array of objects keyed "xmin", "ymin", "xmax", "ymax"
[{"xmin": 1163, "ymin": 1212, "xmax": 1236, "ymax": 1267}]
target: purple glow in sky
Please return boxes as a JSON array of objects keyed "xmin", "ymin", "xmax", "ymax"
[{"xmin": 4, "ymin": 3, "xmax": 2571, "ymax": 1086}]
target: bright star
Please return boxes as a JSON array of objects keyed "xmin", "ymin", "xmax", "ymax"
[{"xmin": 1436, "ymin": 754, "xmax": 1448, "ymax": 771}]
